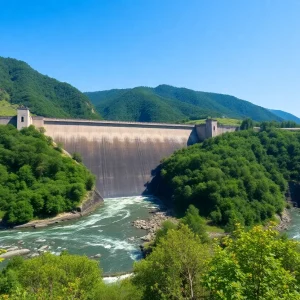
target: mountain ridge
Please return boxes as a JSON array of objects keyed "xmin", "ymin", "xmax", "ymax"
[
  {"xmin": 269, "ymin": 109, "xmax": 300, "ymax": 124},
  {"xmin": 0, "ymin": 57, "xmax": 101, "ymax": 119},
  {"xmin": 85, "ymin": 84, "xmax": 283, "ymax": 123}
]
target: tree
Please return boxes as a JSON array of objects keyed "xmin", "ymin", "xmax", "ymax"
[
  {"xmin": 203, "ymin": 224, "xmax": 300, "ymax": 300},
  {"xmin": 133, "ymin": 225, "xmax": 211, "ymax": 299},
  {"xmin": 153, "ymin": 220, "xmax": 178, "ymax": 246},
  {"xmin": 240, "ymin": 118, "xmax": 254, "ymax": 130},
  {"xmin": 0, "ymin": 252, "xmax": 102, "ymax": 299},
  {"xmin": 72, "ymin": 152, "xmax": 83, "ymax": 163},
  {"xmin": 181, "ymin": 205, "xmax": 209, "ymax": 243},
  {"xmin": 5, "ymin": 201, "xmax": 34, "ymax": 225}
]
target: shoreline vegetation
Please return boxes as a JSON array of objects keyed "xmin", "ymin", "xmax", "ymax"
[
  {"xmin": 0, "ymin": 125, "xmax": 97, "ymax": 226},
  {"xmin": 8, "ymin": 189, "xmax": 104, "ymax": 230},
  {"xmin": 133, "ymin": 201, "xmax": 293, "ymax": 244}
]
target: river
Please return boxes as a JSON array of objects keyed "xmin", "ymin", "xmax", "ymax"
[
  {"xmin": 286, "ymin": 208, "xmax": 300, "ymax": 239},
  {"xmin": 0, "ymin": 198, "xmax": 299, "ymax": 275},
  {"xmin": 0, "ymin": 196, "xmax": 161, "ymax": 275}
]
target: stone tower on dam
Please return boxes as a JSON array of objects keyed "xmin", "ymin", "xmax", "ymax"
[{"xmin": 9, "ymin": 108, "xmax": 239, "ymax": 198}]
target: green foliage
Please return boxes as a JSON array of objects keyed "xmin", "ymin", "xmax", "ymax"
[
  {"xmin": 0, "ymin": 253, "xmax": 102, "ymax": 299},
  {"xmin": 160, "ymin": 129, "xmax": 300, "ymax": 228},
  {"xmin": 93, "ymin": 279, "xmax": 142, "ymax": 300},
  {"xmin": 89, "ymin": 87, "xmax": 208, "ymax": 123},
  {"xmin": 72, "ymin": 152, "xmax": 83, "ymax": 163},
  {"xmin": 86, "ymin": 84, "xmax": 283, "ymax": 123},
  {"xmin": 133, "ymin": 225, "xmax": 211, "ymax": 299},
  {"xmin": 260, "ymin": 120, "xmax": 300, "ymax": 130},
  {"xmin": 0, "ymin": 226, "xmax": 300, "ymax": 299},
  {"xmin": 0, "ymin": 98, "xmax": 18, "ymax": 116},
  {"xmin": 153, "ymin": 220, "xmax": 178, "ymax": 246},
  {"xmin": 240, "ymin": 118, "xmax": 254, "ymax": 130},
  {"xmin": 0, "ymin": 254, "xmax": 142, "ymax": 300},
  {"xmin": 0, "ymin": 57, "xmax": 100, "ymax": 119},
  {"xmin": 0, "ymin": 124, "xmax": 95, "ymax": 224},
  {"xmin": 203, "ymin": 224, "xmax": 300, "ymax": 299},
  {"xmin": 181, "ymin": 205, "xmax": 209, "ymax": 243}
]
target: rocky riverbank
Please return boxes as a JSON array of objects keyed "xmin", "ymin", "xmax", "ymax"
[
  {"xmin": 274, "ymin": 208, "xmax": 292, "ymax": 231},
  {"xmin": 132, "ymin": 208, "xmax": 178, "ymax": 242},
  {"xmin": 132, "ymin": 206, "xmax": 293, "ymax": 245},
  {"xmin": 12, "ymin": 211, "xmax": 85, "ymax": 229}
]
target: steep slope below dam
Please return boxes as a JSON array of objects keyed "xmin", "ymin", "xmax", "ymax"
[{"xmin": 42, "ymin": 119, "xmax": 199, "ymax": 198}]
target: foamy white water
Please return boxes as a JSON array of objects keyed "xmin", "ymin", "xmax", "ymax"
[
  {"xmin": 287, "ymin": 208, "xmax": 300, "ymax": 241},
  {"xmin": 0, "ymin": 196, "xmax": 160, "ymax": 274},
  {"xmin": 103, "ymin": 273, "xmax": 133, "ymax": 284}
]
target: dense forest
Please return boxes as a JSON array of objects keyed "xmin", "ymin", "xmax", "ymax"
[
  {"xmin": 85, "ymin": 84, "xmax": 284, "ymax": 123},
  {"xmin": 0, "ymin": 57, "xmax": 101, "ymax": 119},
  {"xmin": 0, "ymin": 125, "xmax": 95, "ymax": 225},
  {"xmin": 159, "ymin": 128, "xmax": 300, "ymax": 230}
]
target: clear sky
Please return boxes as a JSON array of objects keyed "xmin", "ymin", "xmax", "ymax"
[{"xmin": 1, "ymin": 0, "xmax": 299, "ymax": 116}]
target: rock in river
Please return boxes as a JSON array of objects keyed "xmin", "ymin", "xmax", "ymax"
[{"xmin": 0, "ymin": 249, "xmax": 30, "ymax": 259}]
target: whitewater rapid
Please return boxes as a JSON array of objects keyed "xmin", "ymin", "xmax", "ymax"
[{"xmin": 0, "ymin": 196, "xmax": 160, "ymax": 274}]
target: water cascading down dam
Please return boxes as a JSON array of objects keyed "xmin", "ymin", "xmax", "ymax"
[
  {"xmin": 42, "ymin": 119, "xmax": 199, "ymax": 197},
  {"xmin": 1, "ymin": 107, "xmax": 239, "ymax": 198}
]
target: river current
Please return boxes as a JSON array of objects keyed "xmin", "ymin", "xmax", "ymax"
[
  {"xmin": 285, "ymin": 208, "xmax": 300, "ymax": 240},
  {"xmin": 0, "ymin": 197, "xmax": 299, "ymax": 275},
  {"xmin": 0, "ymin": 196, "xmax": 161, "ymax": 275}
]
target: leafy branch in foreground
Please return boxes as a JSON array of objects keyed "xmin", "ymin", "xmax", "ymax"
[{"xmin": 203, "ymin": 224, "xmax": 300, "ymax": 300}]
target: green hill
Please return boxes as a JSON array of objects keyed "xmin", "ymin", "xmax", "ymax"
[
  {"xmin": 0, "ymin": 57, "xmax": 101, "ymax": 119},
  {"xmin": 159, "ymin": 128, "xmax": 300, "ymax": 229},
  {"xmin": 85, "ymin": 84, "xmax": 282, "ymax": 123},
  {"xmin": 269, "ymin": 109, "xmax": 300, "ymax": 124},
  {"xmin": 0, "ymin": 124, "xmax": 95, "ymax": 225},
  {"xmin": 88, "ymin": 87, "xmax": 219, "ymax": 123}
]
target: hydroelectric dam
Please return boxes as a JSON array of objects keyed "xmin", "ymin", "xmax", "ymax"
[{"xmin": 1, "ymin": 107, "xmax": 239, "ymax": 198}]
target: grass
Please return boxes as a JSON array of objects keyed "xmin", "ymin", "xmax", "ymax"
[
  {"xmin": 184, "ymin": 118, "xmax": 242, "ymax": 127},
  {"xmin": 0, "ymin": 100, "xmax": 18, "ymax": 116},
  {"xmin": 205, "ymin": 223, "xmax": 225, "ymax": 234}
]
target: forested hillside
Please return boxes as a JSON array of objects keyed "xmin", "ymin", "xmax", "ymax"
[
  {"xmin": 159, "ymin": 128, "xmax": 300, "ymax": 230},
  {"xmin": 86, "ymin": 84, "xmax": 283, "ymax": 123},
  {"xmin": 0, "ymin": 57, "xmax": 101, "ymax": 119},
  {"xmin": 87, "ymin": 87, "xmax": 216, "ymax": 123},
  {"xmin": 269, "ymin": 109, "xmax": 300, "ymax": 124},
  {"xmin": 0, "ymin": 125, "xmax": 95, "ymax": 225}
]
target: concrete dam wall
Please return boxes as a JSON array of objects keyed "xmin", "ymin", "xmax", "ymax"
[
  {"xmin": 10, "ymin": 108, "xmax": 241, "ymax": 198},
  {"xmin": 41, "ymin": 118, "xmax": 199, "ymax": 198}
]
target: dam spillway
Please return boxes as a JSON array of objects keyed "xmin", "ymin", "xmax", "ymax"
[{"xmin": 41, "ymin": 118, "xmax": 199, "ymax": 198}]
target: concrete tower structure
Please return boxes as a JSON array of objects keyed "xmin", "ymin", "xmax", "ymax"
[
  {"xmin": 206, "ymin": 119, "xmax": 218, "ymax": 138},
  {"xmin": 17, "ymin": 106, "xmax": 32, "ymax": 130}
]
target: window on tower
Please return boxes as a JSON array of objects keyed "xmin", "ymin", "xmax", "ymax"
[{"xmin": 21, "ymin": 116, "xmax": 24, "ymax": 122}]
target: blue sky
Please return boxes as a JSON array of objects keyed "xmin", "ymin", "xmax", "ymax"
[{"xmin": 1, "ymin": 0, "xmax": 299, "ymax": 116}]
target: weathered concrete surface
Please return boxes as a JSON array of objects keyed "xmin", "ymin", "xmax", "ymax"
[
  {"xmin": 195, "ymin": 121, "xmax": 238, "ymax": 141},
  {"xmin": 42, "ymin": 119, "xmax": 199, "ymax": 198},
  {"xmin": 78, "ymin": 189, "xmax": 103, "ymax": 214},
  {"xmin": 0, "ymin": 116, "xmax": 16, "ymax": 126}
]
